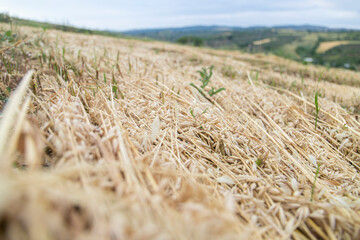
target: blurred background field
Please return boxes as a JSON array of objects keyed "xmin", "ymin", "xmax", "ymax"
[
  {"xmin": 2, "ymin": 12, "xmax": 359, "ymax": 71},
  {"xmin": 124, "ymin": 26, "xmax": 360, "ymax": 71}
]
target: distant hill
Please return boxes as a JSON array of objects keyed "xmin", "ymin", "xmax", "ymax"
[
  {"xmin": 272, "ymin": 25, "xmax": 329, "ymax": 31},
  {"xmin": 124, "ymin": 25, "xmax": 334, "ymax": 34},
  {"xmin": 123, "ymin": 24, "xmax": 350, "ymax": 36},
  {"xmin": 123, "ymin": 25, "xmax": 360, "ymax": 70}
]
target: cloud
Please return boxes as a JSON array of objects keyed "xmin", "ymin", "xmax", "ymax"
[{"xmin": 0, "ymin": 0, "xmax": 359, "ymax": 30}]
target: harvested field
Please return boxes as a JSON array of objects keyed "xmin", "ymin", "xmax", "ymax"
[
  {"xmin": 253, "ymin": 38, "xmax": 272, "ymax": 45},
  {"xmin": 1, "ymin": 24, "xmax": 360, "ymax": 239},
  {"xmin": 316, "ymin": 40, "xmax": 360, "ymax": 53}
]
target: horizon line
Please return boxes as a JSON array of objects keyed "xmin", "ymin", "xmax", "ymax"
[{"xmin": 2, "ymin": 12, "xmax": 360, "ymax": 32}]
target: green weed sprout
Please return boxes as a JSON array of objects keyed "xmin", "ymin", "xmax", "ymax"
[
  {"xmin": 0, "ymin": 30, "xmax": 17, "ymax": 45},
  {"xmin": 189, "ymin": 108, "xmax": 208, "ymax": 126},
  {"xmin": 314, "ymin": 71, "xmax": 324, "ymax": 130},
  {"xmin": 314, "ymin": 91, "xmax": 320, "ymax": 130},
  {"xmin": 208, "ymin": 87, "xmax": 226, "ymax": 96},
  {"xmin": 255, "ymin": 158, "xmax": 262, "ymax": 167},
  {"xmin": 198, "ymin": 65, "xmax": 214, "ymax": 88},
  {"xmin": 190, "ymin": 65, "xmax": 225, "ymax": 101},
  {"xmin": 311, "ymin": 163, "xmax": 320, "ymax": 201},
  {"xmin": 112, "ymin": 74, "xmax": 124, "ymax": 99},
  {"xmin": 190, "ymin": 108, "xmax": 196, "ymax": 119}
]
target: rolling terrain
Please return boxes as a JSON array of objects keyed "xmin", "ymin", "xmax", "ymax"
[
  {"xmin": 124, "ymin": 25, "xmax": 360, "ymax": 71},
  {"xmin": 2, "ymin": 13, "xmax": 360, "ymax": 70},
  {"xmin": 1, "ymin": 22, "xmax": 360, "ymax": 239}
]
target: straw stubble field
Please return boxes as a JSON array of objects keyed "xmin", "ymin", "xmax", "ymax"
[{"xmin": 1, "ymin": 24, "xmax": 360, "ymax": 239}]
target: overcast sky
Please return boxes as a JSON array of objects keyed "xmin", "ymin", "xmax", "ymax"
[{"xmin": 1, "ymin": 0, "xmax": 360, "ymax": 30}]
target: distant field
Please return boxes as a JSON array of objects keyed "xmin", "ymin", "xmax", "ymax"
[
  {"xmin": 1, "ymin": 12, "xmax": 360, "ymax": 71},
  {"xmin": 253, "ymin": 38, "xmax": 272, "ymax": 45},
  {"xmin": 124, "ymin": 26, "xmax": 360, "ymax": 70},
  {"xmin": 316, "ymin": 40, "xmax": 360, "ymax": 53}
]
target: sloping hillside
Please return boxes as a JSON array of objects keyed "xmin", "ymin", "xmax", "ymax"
[
  {"xmin": 123, "ymin": 25, "xmax": 360, "ymax": 70},
  {"xmin": 1, "ymin": 23, "xmax": 360, "ymax": 239}
]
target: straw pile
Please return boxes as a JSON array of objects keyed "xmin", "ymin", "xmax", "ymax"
[{"xmin": 1, "ymin": 24, "xmax": 360, "ymax": 240}]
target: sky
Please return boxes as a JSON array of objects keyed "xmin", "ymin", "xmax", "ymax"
[{"xmin": 1, "ymin": 0, "xmax": 360, "ymax": 31}]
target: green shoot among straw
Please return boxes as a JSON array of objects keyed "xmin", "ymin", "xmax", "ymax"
[
  {"xmin": 314, "ymin": 91, "xmax": 320, "ymax": 130},
  {"xmin": 208, "ymin": 87, "xmax": 226, "ymax": 96},
  {"xmin": 314, "ymin": 71, "xmax": 324, "ymax": 130},
  {"xmin": 190, "ymin": 65, "xmax": 225, "ymax": 101},
  {"xmin": 190, "ymin": 108, "xmax": 196, "ymax": 119},
  {"xmin": 311, "ymin": 164, "xmax": 320, "ymax": 201},
  {"xmin": 198, "ymin": 65, "xmax": 214, "ymax": 89}
]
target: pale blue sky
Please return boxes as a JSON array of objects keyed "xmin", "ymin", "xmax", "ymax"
[{"xmin": 1, "ymin": 0, "xmax": 359, "ymax": 30}]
